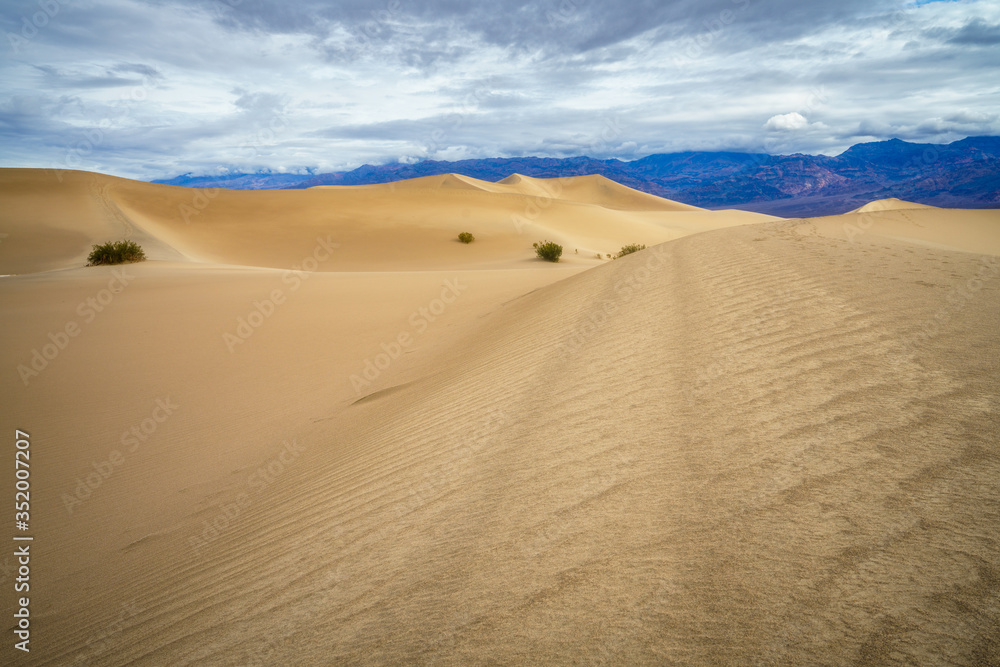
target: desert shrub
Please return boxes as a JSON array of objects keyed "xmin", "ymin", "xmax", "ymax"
[
  {"xmin": 615, "ymin": 243, "xmax": 646, "ymax": 258},
  {"xmin": 87, "ymin": 240, "xmax": 146, "ymax": 266},
  {"xmin": 458, "ymin": 232, "xmax": 475, "ymax": 244},
  {"xmin": 533, "ymin": 240, "xmax": 562, "ymax": 263}
]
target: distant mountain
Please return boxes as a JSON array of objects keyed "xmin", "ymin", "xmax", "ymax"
[
  {"xmin": 153, "ymin": 137, "xmax": 1000, "ymax": 217},
  {"xmin": 153, "ymin": 171, "xmax": 313, "ymax": 190}
]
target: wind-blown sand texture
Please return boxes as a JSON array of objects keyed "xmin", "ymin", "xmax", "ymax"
[{"xmin": 1, "ymin": 170, "xmax": 998, "ymax": 665}]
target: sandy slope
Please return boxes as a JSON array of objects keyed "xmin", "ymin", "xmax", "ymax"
[
  {"xmin": 850, "ymin": 197, "xmax": 939, "ymax": 213},
  {"xmin": 1, "ymin": 169, "xmax": 998, "ymax": 665},
  {"xmin": 0, "ymin": 169, "xmax": 771, "ymax": 275},
  {"xmin": 805, "ymin": 202, "xmax": 1000, "ymax": 255}
]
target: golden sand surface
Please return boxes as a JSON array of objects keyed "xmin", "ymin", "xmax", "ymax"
[{"xmin": 1, "ymin": 169, "xmax": 997, "ymax": 665}]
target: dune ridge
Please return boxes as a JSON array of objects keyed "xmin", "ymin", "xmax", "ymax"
[
  {"xmin": 806, "ymin": 206, "xmax": 1000, "ymax": 255},
  {"xmin": 0, "ymin": 169, "xmax": 770, "ymax": 275},
  {"xmin": 850, "ymin": 197, "xmax": 939, "ymax": 213}
]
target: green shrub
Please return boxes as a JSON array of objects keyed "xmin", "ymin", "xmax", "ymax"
[
  {"xmin": 87, "ymin": 240, "xmax": 146, "ymax": 266},
  {"xmin": 458, "ymin": 232, "xmax": 475, "ymax": 244},
  {"xmin": 615, "ymin": 243, "xmax": 646, "ymax": 258},
  {"xmin": 533, "ymin": 240, "xmax": 562, "ymax": 263}
]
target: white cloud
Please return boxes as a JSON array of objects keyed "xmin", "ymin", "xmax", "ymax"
[
  {"xmin": 945, "ymin": 109, "xmax": 998, "ymax": 125},
  {"xmin": 764, "ymin": 112, "xmax": 809, "ymax": 132}
]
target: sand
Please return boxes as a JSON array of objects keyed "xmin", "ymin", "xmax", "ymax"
[
  {"xmin": 0, "ymin": 169, "xmax": 771, "ymax": 274},
  {"xmin": 1, "ymin": 170, "xmax": 998, "ymax": 665}
]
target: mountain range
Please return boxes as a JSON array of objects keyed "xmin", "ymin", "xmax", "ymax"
[{"xmin": 154, "ymin": 136, "xmax": 1000, "ymax": 217}]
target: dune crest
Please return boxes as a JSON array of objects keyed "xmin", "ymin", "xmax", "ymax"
[
  {"xmin": 349, "ymin": 172, "xmax": 494, "ymax": 193},
  {"xmin": 805, "ymin": 202, "xmax": 1000, "ymax": 254},
  {"xmin": 850, "ymin": 197, "xmax": 939, "ymax": 213},
  {"xmin": 0, "ymin": 168, "xmax": 762, "ymax": 275}
]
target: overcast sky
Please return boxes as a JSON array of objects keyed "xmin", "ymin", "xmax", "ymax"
[{"xmin": 1, "ymin": 0, "xmax": 998, "ymax": 179}]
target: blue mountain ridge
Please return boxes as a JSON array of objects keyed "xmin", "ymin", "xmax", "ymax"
[{"xmin": 153, "ymin": 136, "xmax": 1000, "ymax": 217}]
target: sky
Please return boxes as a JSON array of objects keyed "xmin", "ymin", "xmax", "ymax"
[{"xmin": 1, "ymin": 0, "xmax": 999, "ymax": 180}]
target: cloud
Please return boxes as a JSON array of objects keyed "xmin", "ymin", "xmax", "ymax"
[
  {"xmin": 945, "ymin": 109, "xmax": 998, "ymax": 125},
  {"xmin": 0, "ymin": 0, "xmax": 998, "ymax": 177},
  {"xmin": 30, "ymin": 64, "xmax": 161, "ymax": 89},
  {"xmin": 764, "ymin": 112, "xmax": 809, "ymax": 132},
  {"xmin": 112, "ymin": 63, "xmax": 163, "ymax": 79},
  {"xmin": 947, "ymin": 18, "xmax": 1000, "ymax": 44}
]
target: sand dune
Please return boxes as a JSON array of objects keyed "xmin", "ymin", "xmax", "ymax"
[
  {"xmin": 351, "ymin": 172, "xmax": 498, "ymax": 193},
  {"xmin": 805, "ymin": 205, "xmax": 1000, "ymax": 255},
  {"xmin": 1, "ymin": 168, "xmax": 998, "ymax": 665},
  {"xmin": 1, "ymin": 169, "xmax": 767, "ymax": 275},
  {"xmin": 850, "ymin": 197, "xmax": 939, "ymax": 213}
]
